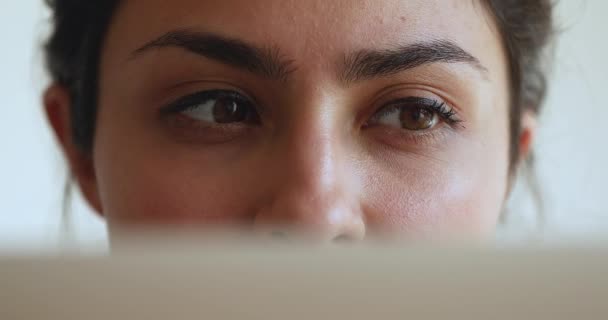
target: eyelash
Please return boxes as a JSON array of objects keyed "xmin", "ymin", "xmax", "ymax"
[{"xmin": 369, "ymin": 97, "xmax": 462, "ymax": 126}]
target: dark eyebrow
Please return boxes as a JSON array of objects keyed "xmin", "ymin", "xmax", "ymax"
[
  {"xmin": 130, "ymin": 29, "xmax": 296, "ymax": 82},
  {"xmin": 341, "ymin": 40, "xmax": 488, "ymax": 83}
]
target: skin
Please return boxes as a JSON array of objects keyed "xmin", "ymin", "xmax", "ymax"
[{"xmin": 45, "ymin": 0, "xmax": 535, "ymax": 243}]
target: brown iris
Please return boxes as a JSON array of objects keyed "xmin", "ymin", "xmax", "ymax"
[
  {"xmin": 399, "ymin": 107, "xmax": 438, "ymax": 130},
  {"xmin": 211, "ymin": 97, "xmax": 249, "ymax": 123}
]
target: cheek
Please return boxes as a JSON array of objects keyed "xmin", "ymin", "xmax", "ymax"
[
  {"xmin": 93, "ymin": 133, "xmax": 260, "ymax": 229},
  {"xmin": 363, "ymin": 143, "xmax": 508, "ymax": 239}
]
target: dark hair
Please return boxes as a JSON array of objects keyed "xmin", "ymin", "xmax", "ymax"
[
  {"xmin": 44, "ymin": 0, "xmax": 553, "ymax": 171},
  {"xmin": 45, "ymin": 0, "xmax": 120, "ymax": 153}
]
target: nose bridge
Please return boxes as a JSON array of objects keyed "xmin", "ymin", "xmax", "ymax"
[
  {"xmin": 275, "ymin": 88, "xmax": 343, "ymax": 195},
  {"xmin": 288, "ymin": 114, "xmax": 336, "ymax": 194},
  {"xmin": 253, "ymin": 95, "xmax": 365, "ymax": 242}
]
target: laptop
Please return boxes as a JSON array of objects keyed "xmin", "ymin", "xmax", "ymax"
[{"xmin": 2, "ymin": 244, "xmax": 607, "ymax": 319}]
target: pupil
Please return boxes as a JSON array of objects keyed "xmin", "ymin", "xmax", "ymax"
[{"xmin": 213, "ymin": 98, "xmax": 246, "ymax": 123}]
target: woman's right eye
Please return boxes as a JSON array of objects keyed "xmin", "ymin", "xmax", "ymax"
[{"xmin": 165, "ymin": 90, "xmax": 259, "ymax": 125}]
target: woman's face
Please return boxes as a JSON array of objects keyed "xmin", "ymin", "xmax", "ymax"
[{"xmin": 80, "ymin": 0, "xmax": 512, "ymax": 242}]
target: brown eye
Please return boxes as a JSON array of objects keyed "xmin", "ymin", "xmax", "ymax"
[
  {"xmin": 399, "ymin": 107, "xmax": 438, "ymax": 130},
  {"xmin": 172, "ymin": 90, "xmax": 258, "ymax": 124},
  {"xmin": 370, "ymin": 104, "xmax": 439, "ymax": 131},
  {"xmin": 211, "ymin": 97, "xmax": 249, "ymax": 123}
]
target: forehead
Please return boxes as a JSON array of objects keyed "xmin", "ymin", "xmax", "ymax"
[{"xmin": 105, "ymin": 0, "xmax": 505, "ymax": 74}]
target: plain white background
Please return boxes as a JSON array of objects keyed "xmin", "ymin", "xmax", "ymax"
[{"xmin": 1, "ymin": 1, "xmax": 607, "ymax": 249}]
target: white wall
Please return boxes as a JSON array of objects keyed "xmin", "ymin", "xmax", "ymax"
[
  {"xmin": 535, "ymin": 0, "xmax": 608, "ymax": 233},
  {"xmin": 0, "ymin": 1, "xmax": 106, "ymax": 250},
  {"xmin": 1, "ymin": 1, "xmax": 606, "ymax": 249}
]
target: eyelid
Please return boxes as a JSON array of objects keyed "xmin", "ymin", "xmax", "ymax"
[
  {"xmin": 161, "ymin": 90, "xmax": 252, "ymax": 114},
  {"xmin": 367, "ymin": 84, "xmax": 466, "ymax": 113},
  {"xmin": 381, "ymin": 96, "xmax": 442, "ymax": 110}
]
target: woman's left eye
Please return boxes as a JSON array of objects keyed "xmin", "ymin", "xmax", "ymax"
[
  {"xmin": 367, "ymin": 97, "xmax": 459, "ymax": 131},
  {"xmin": 374, "ymin": 105, "xmax": 439, "ymax": 131}
]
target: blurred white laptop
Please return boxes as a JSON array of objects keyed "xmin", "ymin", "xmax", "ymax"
[{"xmin": 1, "ymin": 245, "xmax": 607, "ymax": 319}]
